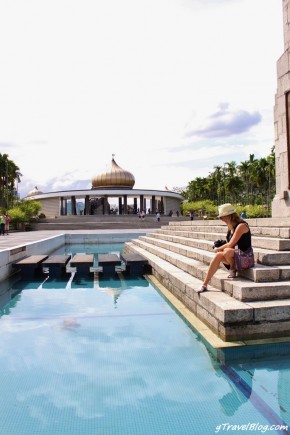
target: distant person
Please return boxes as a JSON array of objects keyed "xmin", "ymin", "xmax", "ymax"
[
  {"xmin": 176, "ymin": 210, "xmax": 180, "ymax": 217},
  {"xmin": 240, "ymin": 210, "xmax": 247, "ymax": 219},
  {"xmin": 141, "ymin": 210, "xmax": 145, "ymax": 220},
  {"xmin": 0, "ymin": 214, "xmax": 5, "ymax": 235},
  {"xmin": 156, "ymin": 211, "xmax": 161, "ymax": 222},
  {"xmin": 5, "ymin": 214, "xmax": 10, "ymax": 235},
  {"xmin": 189, "ymin": 210, "xmax": 194, "ymax": 221}
]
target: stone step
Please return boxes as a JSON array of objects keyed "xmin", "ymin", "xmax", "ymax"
[
  {"xmin": 125, "ymin": 242, "xmax": 290, "ymax": 341},
  {"xmin": 136, "ymin": 235, "xmax": 289, "ymax": 283},
  {"xmin": 156, "ymin": 227, "xmax": 290, "ymax": 251},
  {"xmin": 167, "ymin": 222, "xmax": 290, "ymax": 238},
  {"xmin": 169, "ymin": 216, "xmax": 290, "ymax": 230},
  {"xmin": 148, "ymin": 231, "xmax": 290, "ymax": 265}
]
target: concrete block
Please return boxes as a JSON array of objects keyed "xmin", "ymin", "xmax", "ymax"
[
  {"xmin": 199, "ymin": 292, "xmax": 253, "ymax": 324},
  {"xmin": 258, "ymin": 251, "xmax": 290, "ymax": 265},
  {"xmin": 196, "ymin": 303, "xmax": 220, "ymax": 332},
  {"xmin": 249, "ymin": 300, "xmax": 290, "ymax": 321},
  {"xmin": 220, "ymin": 320, "xmax": 290, "ymax": 342},
  {"xmin": 240, "ymin": 266, "xmax": 280, "ymax": 282},
  {"xmin": 279, "ymin": 266, "xmax": 290, "ymax": 280},
  {"xmin": 232, "ymin": 282, "xmax": 290, "ymax": 301}
]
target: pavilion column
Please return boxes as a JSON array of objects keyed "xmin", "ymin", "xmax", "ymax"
[
  {"xmin": 60, "ymin": 197, "xmax": 64, "ymax": 215},
  {"xmin": 104, "ymin": 195, "xmax": 109, "ymax": 214},
  {"xmin": 62, "ymin": 198, "xmax": 68, "ymax": 215},
  {"xmin": 118, "ymin": 197, "xmax": 122, "ymax": 214},
  {"xmin": 140, "ymin": 195, "xmax": 144, "ymax": 212},
  {"xmin": 134, "ymin": 198, "xmax": 137, "ymax": 214},
  {"xmin": 151, "ymin": 196, "xmax": 156, "ymax": 214},
  {"xmin": 123, "ymin": 195, "xmax": 128, "ymax": 214},
  {"xmin": 160, "ymin": 197, "xmax": 164, "ymax": 214},
  {"xmin": 85, "ymin": 195, "xmax": 90, "ymax": 215},
  {"xmin": 71, "ymin": 196, "xmax": 77, "ymax": 215}
]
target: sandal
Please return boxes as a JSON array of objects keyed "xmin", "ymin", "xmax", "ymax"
[
  {"xmin": 227, "ymin": 270, "xmax": 237, "ymax": 279},
  {"xmin": 197, "ymin": 285, "xmax": 207, "ymax": 293}
]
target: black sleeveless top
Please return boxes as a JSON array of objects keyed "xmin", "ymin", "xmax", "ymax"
[{"xmin": 226, "ymin": 223, "xmax": 251, "ymax": 252}]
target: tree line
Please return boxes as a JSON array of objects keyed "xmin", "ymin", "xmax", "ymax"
[
  {"xmin": 0, "ymin": 153, "xmax": 22, "ymax": 209},
  {"xmin": 1, "ymin": 149, "xmax": 277, "ymax": 220},
  {"xmin": 181, "ymin": 149, "xmax": 275, "ymax": 211}
]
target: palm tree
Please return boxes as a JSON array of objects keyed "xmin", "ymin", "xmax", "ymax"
[
  {"xmin": 224, "ymin": 161, "xmax": 238, "ymax": 203},
  {"xmin": 238, "ymin": 160, "xmax": 251, "ymax": 204},
  {"xmin": 210, "ymin": 165, "xmax": 224, "ymax": 204}
]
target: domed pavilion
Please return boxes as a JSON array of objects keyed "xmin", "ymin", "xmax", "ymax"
[{"xmin": 25, "ymin": 156, "xmax": 183, "ymax": 217}]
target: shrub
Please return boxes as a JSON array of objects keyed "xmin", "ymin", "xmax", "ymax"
[
  {"xmin": 8, "ymin": 208, "xmax": 26, "ymax": 223},
  {"xmin": 182, "ymin": 200, "xmax": 217, "ymax": 218},
  {"xmin": 182, "ymin": 202, "xmax": 271, "ymax": 219}
]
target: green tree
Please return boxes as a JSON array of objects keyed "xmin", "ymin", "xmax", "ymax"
[
  {"xmin": 8, "ymin": 200, "xmax": 42, "ymax": 229},
  {"xmin": 181, "ymin": 150, "xmax": 276, "ymax": 212},
  {"xmin": 0, "ymin": 153, "xmax": 22, "ymax": 209}
]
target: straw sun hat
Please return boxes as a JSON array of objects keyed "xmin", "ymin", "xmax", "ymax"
[{"xmin": 218, "ymin": 203, "xmax": 236, "ymax": 218}]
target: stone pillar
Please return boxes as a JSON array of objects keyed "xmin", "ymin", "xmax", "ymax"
[
  {"xmin": 85, "ymin": 195, "xmax": 90, "ymax": 215},
  {"xmin": 123, "ymin": 195, "xmax": 128, "ymax": 214},
  {"xmin": 60, "ymin": 197, "xmax": 64, "ymax": 215},
  {"xmin": 160, "ymin": 197, "xmax": 164, "ymax": 214},
  {"xmin": 272, "ymin": 0, "xmax": 290, "ymax": 216},
  {"xmin": 151, "ymin": 195, "xmax": 156, "ymax": 214},
  {"xmin": 118, "ymin": 197, "xmax": 122, "ymax": 214},
  {"xmin": 63, "ymin": 198, "xmax": 67, "ymax": 215},
  {"xmin": 134, "ymin": 198, "xmax": 137, "ymax": 214},
  {"xmin": 71, "ymin": 196, "xmax": 77, "ymax": 215},
  {"xmin": 140, "ymin": 195, "xmax": 144, "ymax": 212}
]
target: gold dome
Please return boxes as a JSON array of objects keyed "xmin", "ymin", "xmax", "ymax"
[{"xmin": 92, "ymin": 158, "xmax": 135, "ymax": 189}]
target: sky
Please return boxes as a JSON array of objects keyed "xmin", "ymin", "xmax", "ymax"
[{"xmin": 0, "ymin": 0, "xmax": 284, "ymax": 198}]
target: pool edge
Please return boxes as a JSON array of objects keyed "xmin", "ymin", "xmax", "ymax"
[{"xmin": 146, "ymin": 274, "xmax": 290, "ymax": 351}]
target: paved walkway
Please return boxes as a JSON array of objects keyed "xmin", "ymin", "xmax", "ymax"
[{"xmin": 0, "ymin": 229, "xmax": 156, "ymax": 252}]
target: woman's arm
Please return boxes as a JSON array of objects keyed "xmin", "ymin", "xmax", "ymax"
[{"xmin": 214, "ymin": 223, "xmax": 249, "ymax": 251}]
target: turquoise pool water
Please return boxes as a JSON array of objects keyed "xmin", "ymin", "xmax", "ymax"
[{"xmin": 0, "ymin": 244, "xmax": 289, "ymax": 434}]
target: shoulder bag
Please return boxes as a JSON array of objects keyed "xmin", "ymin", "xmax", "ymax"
[{"xmin": 234, "ymin": 246, "xmax": 255, "ymax": 271}]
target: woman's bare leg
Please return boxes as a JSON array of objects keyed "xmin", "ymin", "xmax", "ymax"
[
  {"xmin": 203, "ymin": 252, "xmax": 226, "ymax": 286},
  {"xmin": 203, "ymin": 248, "xmax": 235, "ymax": 286},
  {"xmin": 223, "ymin": 249, "xmax": 235, "ymax": 271}
]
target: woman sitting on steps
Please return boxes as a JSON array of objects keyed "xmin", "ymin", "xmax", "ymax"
[{"xmin": 197, "ymin": 203, "xmax": 252, "ymax": 293}]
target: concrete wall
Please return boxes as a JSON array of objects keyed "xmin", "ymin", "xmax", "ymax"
[
  {"xmin": 164, "ymin": 197, "xmax": 181, "ymax": 215},
  {"xmin": 40, "ymin": 197, "xmax": 60, "ymax": 218},
  {"xmin": 273, "ymin": 0, "xmax": 290, "ymax": 216}
]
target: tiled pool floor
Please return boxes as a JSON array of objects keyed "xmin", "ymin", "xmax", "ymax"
[
  {"xmin": 0, "ymin": 268, "xmax": 289, "ymax": 433},
  {"xmin": 0, "ymin": 238, "xmax": 289, "ymax": 434}
]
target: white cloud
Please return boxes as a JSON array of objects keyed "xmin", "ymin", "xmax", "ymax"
[{"xmin": 0, "ymin": 0, "xmax": 283, "ymax": 197}]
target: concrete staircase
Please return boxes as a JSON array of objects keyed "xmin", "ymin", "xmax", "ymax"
[
  {"xmin": 124, "ymin": 218, "xmax": 290, "ymax": 342},
  {"xmin": 31, "ymin": 215, "xmax": 188, "ymax": 230}
]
